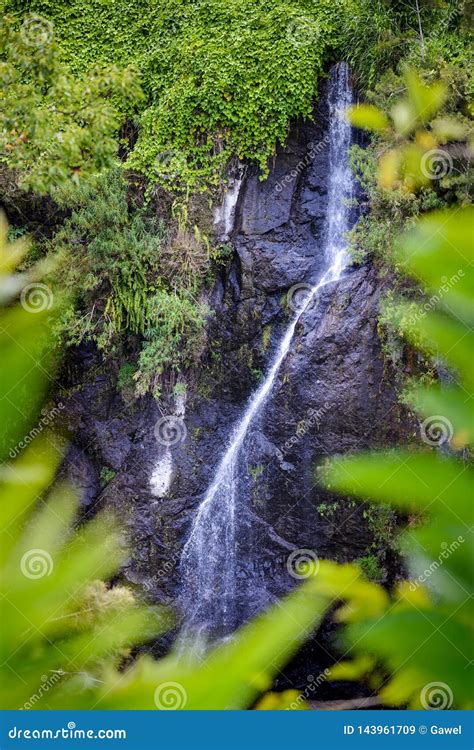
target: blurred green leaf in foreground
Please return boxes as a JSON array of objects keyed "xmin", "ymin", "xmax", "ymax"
[
  {"xmin": 0, "ymin": 215, "xmax": 336, "ymax": 709},
  {"xmin": 321, "ymin": 80, "xmax": 474, "ymax": 709}
]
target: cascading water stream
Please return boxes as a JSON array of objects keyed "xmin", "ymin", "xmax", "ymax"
[{"xmin": 179, "ymin": 62, "xmax": 354, "ymax": 649}]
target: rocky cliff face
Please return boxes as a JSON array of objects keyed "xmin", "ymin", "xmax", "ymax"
[{"xmin": 60, "ymin": 76, "xmax": 413, "ymax": 648}]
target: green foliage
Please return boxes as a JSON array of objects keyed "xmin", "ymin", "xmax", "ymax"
[
  {"xmin": 52, "ymin": 171, "xmax": 209, "ymax": 397},
  {"xmin": 0, "ymin": 215, "xmax": 56, "ymax": 461},
  {"xmin": 357, "ymin": 555, "xmax": 384, "ymax": 583},
  {"xmin": 135, "ymin": 290, "xmax": 209, "ymax": 399},
  {"xmin": 340, "ymin": 0, "xmax": 402, "ymax": 89},
  {"xmin": 347, "ymin": 69, "xmax": 472, "ymax": 265},
  {"xmin": 126, "ymin": 0, "xmax": 338, "ymax": 190},
  {"xmin": 47, "ymin": 563, "xmax": 334, "ymax": 709},
  {"xmin": 1, "ymin": 450, "xmax": 167, "ymax": 709},
  {"xmin": 341, "ymin": 0, "xmax": 471, "ymax": 90},
  {"xmin": 322, "ymin": 203, "xmax": 474, "ymax": 709},
  {"xmin": 3, "ymin": 0, "xmax": 470, "ymax": 198},
  {"xmin": 5, "ymin": 0, "xmax": 342, "ymax": 191},
  {"xmin": 99, "ymin": 466, "xmax": 116, "ymax": 487},
  {"xmin": 0, "ymin": 216, "xmax": 164, "ymax": 707},
  {"xmin": 117, "ymin": 362, "xmax": 136, "ymax": 391},
  {"xmin": 0, "ymin": 14, "xmax": 142, "ymax": 199},
  {"xmin": 0, "ymin": 214, "xmax": 339, "ymax": 709},
  {"xmin": 52, "ymin": 170, "xmax": 163, "ymax": 343}
]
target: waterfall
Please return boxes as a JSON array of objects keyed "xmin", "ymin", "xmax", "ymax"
[
  {"xmin": 213, "ymin": 164, "xmax": 245, "ymax": 240},
  {"xmin": 178, "ymin": 63, "xmax": 354, "ymax": 649}
]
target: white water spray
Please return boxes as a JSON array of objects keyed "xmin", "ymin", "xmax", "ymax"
[{"xmin": 179, "ymin": 63, "xmax": 354, "ymax": 646}]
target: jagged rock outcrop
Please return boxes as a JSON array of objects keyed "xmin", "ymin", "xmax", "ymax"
[{"xmin": 60, "ymin": 76, "xmax": 413, "ymax": 646}]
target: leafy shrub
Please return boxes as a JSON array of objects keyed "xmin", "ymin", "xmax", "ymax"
[
  {"xmin": 117, "ymin": 362, "xmax": 137, "ymax": 391},
  {"xmin": 0, "ymin": 14, "xmax": 142, "ymax": 199},
  {"xmin": 348, "ymin": 69, "xmax": 472, "ymax": 266},
  {"xmin": 342, "ymin": 0, "xmax": 470, "ymax": 90},
  {"xmin": 5, "ymin": 0, "xmax": 341, "ymax": 190},
  {"xmin": 324, "ymin": 207, "xmax": 474, "ymax": 709},
  {"xmin": 52, "ymin": 171, "xmax": 210, "ymax": 397},
  {"xmin": 135, "ymin": 290, "xmax": 209, "ymax": 399},
  {"xmin": 357, "ymin": 555, "xmax": 385, "ymax": 583},
  {"xmin": 53, "ymin": 170, "xmax": 163, "ymax": 342}
]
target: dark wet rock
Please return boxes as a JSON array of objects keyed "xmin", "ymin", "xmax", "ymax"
[
  {"xmin": 61, "ymin": 443, "xmax": 100, "ymax": 509},
  {"xmin": 59, "ymin": 77, "xmax": 414, "ymax": 670}
]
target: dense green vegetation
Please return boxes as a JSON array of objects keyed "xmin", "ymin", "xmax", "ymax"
[
  {"xmin": 0, "ymin": 0, "xmax": 472, "ymax": 712},
  {"xmin": 0, "ymin": 15, "xmax": 142, "ymax": 198},
  {"xmin": 317, "ymin": 78, "xmax": 473, "ymax": 709},
  {"xmin": 2, "ymin": 0, "xmax": 471, "ymax": 396},
  {"xmin": 5, "ymin": 0, "xmax": 341, "ymax": 190},
  {"xmin": 50, "ymin": 171, "xmax": 210, "ymax": 397}
]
